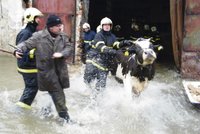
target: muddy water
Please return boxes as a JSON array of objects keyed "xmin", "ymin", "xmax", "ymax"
[{"xmin": 0, "ymin": 56, "xmax": 200, "ymax": 134}]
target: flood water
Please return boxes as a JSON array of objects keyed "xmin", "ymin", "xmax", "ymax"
[{"xmin": 0, "ymin": 55, "xmax": 200, "ymax": 134}]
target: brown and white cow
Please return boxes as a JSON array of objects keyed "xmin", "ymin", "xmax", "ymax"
[{"xmin": 115, "ymin": 38, "xmax": 160, "ymax": 95}]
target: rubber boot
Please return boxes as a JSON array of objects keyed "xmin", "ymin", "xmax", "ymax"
[{"xmin": 59, "ymin": 111, "xmax": 70, "ymax": 123}]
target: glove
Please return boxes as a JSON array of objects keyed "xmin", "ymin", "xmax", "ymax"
[
  {"xmin": 124, "ymin": 40, "xmax": 133, "ymax": 46},
  {"xmin": 128, "ymin": 47, "xmax": 136, "ymax": 53},
  {"xmin": 104, "ymin": 47, "xmax": 117, "ymax": 55},
  {"xmin": 108, "ymin": 49, "xmax": 117, "ymax": 55},
  {"xmin": 119, "ymin": 40, "xmax": 133, "ymax": 47}
]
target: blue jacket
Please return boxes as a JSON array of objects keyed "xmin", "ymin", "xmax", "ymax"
[
  {"xmin": 16, "ymin": 23, "xmax": 37, "ymax": 74},
  {"xmin": 86, "ymin": 30, "xmax": 117, "ymax": 70},
  {"xmin": 83, "ymin": 30, "xmax": 96, "ymax": 53}
]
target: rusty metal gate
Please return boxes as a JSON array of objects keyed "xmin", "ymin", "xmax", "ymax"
[{"xmin": 33, "ymin": 0, "xmax": 75, "ymax": 39}]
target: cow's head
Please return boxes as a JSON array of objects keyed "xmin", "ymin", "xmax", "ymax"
[{"xmin": 133, "ymin": 38, "xmax": 157, "ymax": 66}]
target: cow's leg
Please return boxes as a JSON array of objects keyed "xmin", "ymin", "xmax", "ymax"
[
  {"xmin": 131, "ymin": 78, "xmax": 148, "ymax": 95},
  {"xmin": 123, "ymin": 72, "xmax": 133, "ymax": 97},
  {"xmin": 115, "ymin": 64, "xmax": 124, "ymax": 83}
]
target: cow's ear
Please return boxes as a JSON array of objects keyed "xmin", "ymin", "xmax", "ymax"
[
  {"xmin": 128, "ymin": 45, "xmax": 137, "ymax": 54},
  {"xmin": 135, "ymin": 45, "xmax": 142, "ymax": 54}
]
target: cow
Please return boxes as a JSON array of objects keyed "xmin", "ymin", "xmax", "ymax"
[{"xmin": 115, "ymin": 38, "xmax": 162, "ymax": 95}]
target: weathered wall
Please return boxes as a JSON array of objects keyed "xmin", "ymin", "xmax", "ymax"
[
  {"xmin": 181, "ymin": 0, "xmax": 200, "ymax": 80},
  {"xmin": 0, "ymin": 0, "xmax": 24, "ymax": 54}
]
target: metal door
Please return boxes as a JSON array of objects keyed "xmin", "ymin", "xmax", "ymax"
[{"xmin": 33, "ymin": 0, "xmax": 75, "ymax": 38}]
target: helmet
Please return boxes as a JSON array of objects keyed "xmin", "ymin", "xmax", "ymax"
[
  {"xmin": 96, "ymin": 25, "xmax": 102, "ymax": 33},
  {"xmin": 100, "ymin": 17, "xmax": 112, "ymax": 28},
  {"xmin": 23, "ymin": 7, "xmax": 43, "ymax": 23},
  {"xmin": 114, "ymin": 25, "xmax": 121, "ymax": 31},
  {"xmin": 144, "ymin": 24, "xmax": 150, "ymax": 30},
  {"xmin": 82, "ymin": 23, "xmax": 90, "ymax": 29},
  {"xmin": 151, "ymin": 26, "xmax": 157, "ymax": 32},
  {"xmin": 131, "ymin": 22, "xmax": 139, "ymax": 31}
]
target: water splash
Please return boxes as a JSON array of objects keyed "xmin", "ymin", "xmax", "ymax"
[{"xmin": 1, "ymin": 58, "xmax": 200, "ymax": 134}]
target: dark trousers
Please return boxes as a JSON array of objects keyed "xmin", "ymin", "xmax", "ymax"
[
  {"xmin": 48, "ymin": 90, "xmax": 68, "ymax": 118},
  {"xmin": 20, "ymin": 73, "xmax": 38, "ymax": 105},
  {"xmin": 81, "ymin": 47, "xmax": 90, "ymax": 64},
  {"xmin": 84, "ymin": 63, "xmax": 108, "ymax": 90}
]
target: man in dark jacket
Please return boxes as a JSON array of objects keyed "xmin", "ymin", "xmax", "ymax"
[
  {"xmin": 15, "ymin": 7, "xmax": 43, "ymax": 109},
  {"xmin": 14, "ymin": 15, "xmax": 73, "ymax": 122},
  {"xmin": 84, "ymin": 17, "xmax": 132, "ymax": 91}
]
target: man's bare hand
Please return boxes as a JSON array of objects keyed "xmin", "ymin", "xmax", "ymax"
[
  {"xmin": 14, "ymin": 50, "xmax": 23, "ymax": 58},
  {"xmin": 52, "ymin": 52, "xmax": 63, "ymax": 58}
]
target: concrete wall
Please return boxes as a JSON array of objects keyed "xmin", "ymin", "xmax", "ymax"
[{"xmin": 0, "ymin": 0, "xmax": 24, "ymax": 54}]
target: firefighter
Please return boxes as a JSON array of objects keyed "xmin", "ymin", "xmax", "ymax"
[
  {"xmin": 15, "ymin": 7, "xmax": 43, "ymax": 109},
  {"xmin": 83, "ymin": 17, "xmax": 132, "ymax": 91},
  {"xmin": 129, "ymin": 19, "xmax": 142, "ymax": 41},
  {"xmin": 79, "ymin": 23, "xmax": 96, "ymax": 64},
  {"xmin": 113, "ymin": 25, "xmax": 125, "ymax": 41},
  {"xmin": 150, "ymin": 26, "xmax": 161, "ymax": 45},
  {"xmin": 142, "ymin": 24, "xmax": 151, "ymax": 39}
]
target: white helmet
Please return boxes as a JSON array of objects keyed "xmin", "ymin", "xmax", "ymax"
[
  {"xmin": 23, "ymin": 7, "xmax": 43, "ymax": 23},
  {"xmin": 131, "ymin": 23, "xmax": 139, "ymax": 31},
  {"xmin": 151, "ymin": 26, "xmax": 157, "ymax": 32},
  {"xmin": 96, "ymin": 25, "xmax": 102, "ymax": 33},
  {"xmin": 82, "ymin": 23, "xmax": 90, "ymax": 29},
  {"xmin": 144, "ymin": 24, "xmax": 150, "ymax": 30},
  {"xmin": 100, "ymin": 17, "xmax": 112, "ymax": 28}
]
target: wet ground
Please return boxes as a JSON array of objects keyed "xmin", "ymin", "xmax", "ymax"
[{"xmin": 0, "ymin": 55, "xmax": 200, "ymax": 134}]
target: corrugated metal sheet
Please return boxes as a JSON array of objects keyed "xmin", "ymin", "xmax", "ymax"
[{"xmin": 33, "ymin": 0, "xmax": 75, "ymax": 38}]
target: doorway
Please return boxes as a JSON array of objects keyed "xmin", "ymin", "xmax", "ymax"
[{"xmin": 88, "ymin": 0, "xmax": 173, "ymax": 63}]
